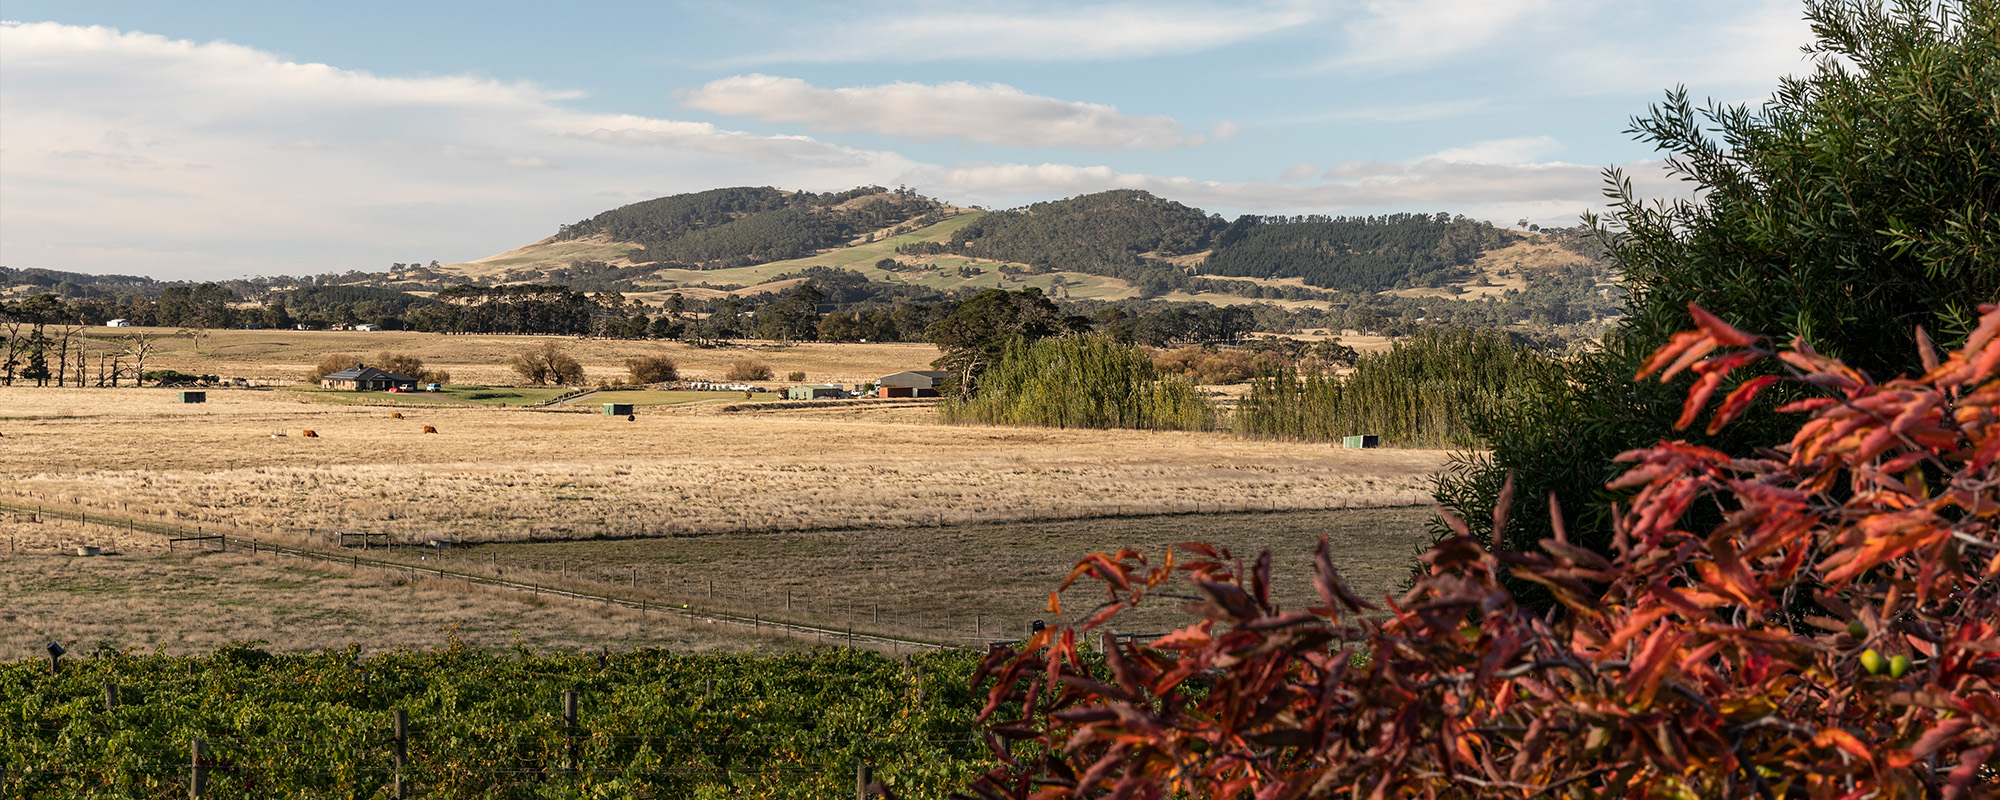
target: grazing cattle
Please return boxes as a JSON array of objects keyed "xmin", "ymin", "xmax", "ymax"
[
  {"xmin": 422, "ymin": 425, "xmax": 438, "ymax": 434},
  {"xmin": 389, "ymin": 412, "xmax": 404, "ymax": 419},
  {"xmin": 301, "ymin": 430, "xmax": 319, "ymax": 438}
]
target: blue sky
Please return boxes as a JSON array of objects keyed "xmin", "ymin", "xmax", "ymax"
[{"xmin": 0, "ymin": 1, "xmax": 1819, "ymax": 280}]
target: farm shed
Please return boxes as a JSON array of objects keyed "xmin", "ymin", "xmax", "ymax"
[
  {"xmin": 105, "ymin": 318, "xmax": 133, "ymax": 327},
  {"xmin": 1342, "ymin": 434, "xmax": 1381, "ymax": 449},
  {"xmin": 178, "ymin": 391, "xmax": 206, "ymax": 404},
  {"xmin": 786, "ymin": 385, "xmax": 843, "ymax": 400},
  {"xmin": 320, "ymin": 366, "xmax": 418, "ymax": 392},
  {"xmin": 603, "ymin": 403, "xmax": 635, "ymax": 416},
  {"xmin": 876, "ymin": 370, "xmax": 947, "ymax": 397}
]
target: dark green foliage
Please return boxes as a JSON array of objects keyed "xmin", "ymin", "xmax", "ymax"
[
  {"xmin": 940, "ymin": 334, "xmax": 1219, "ymax": 431},
  {"xmin": 1202, "ymin": 213, "xmax": 1517, "ymax": 292},
  {"xmin": 1236, "ymin": 328, "xmax": 1546, "ymax": 449},
  {"xmin": 283, "ymin": 285, "xmax": 433, "ymax": 317},
  {"xmin": 556, "ymin": 186, "xmax": 946, "ymax": 268},
  {"xmin": 1440, "ymin": 0, "xmax": 2000, "ymax": 563},
  {"xmin": 941, "ymin": 190, "xmax": 1218, "ymax": 291},
  {"xmin": 412, "ymin": 284, "xmax": 599, "ymax": 335},
  {"xmin": 1, "ymin": 646, "xmax": 992, "ymax": 798},
  {"xmin": 925, "ymin": 288, "xmax": 1075, "ymax": 395}
]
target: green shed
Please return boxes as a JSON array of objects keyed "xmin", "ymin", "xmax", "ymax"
[
  {"xmin": 179, "ymin": 391, "xmax": 207, "ymax": 404},
  {"xmin": 603, "ymin": 403, "xmax": 635, "ymax": 416},
  {"xmin": 1342, "ymin": 434, "xmax": 1379, "ymax": 449}
]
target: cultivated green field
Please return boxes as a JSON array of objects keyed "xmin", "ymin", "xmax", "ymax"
[{"xmin": 572, "ymin": 389, "xmax": 782, "ymax": 407}]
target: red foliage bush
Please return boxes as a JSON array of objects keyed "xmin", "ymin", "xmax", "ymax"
[{"xmin": 952, "ymin": 304, "xmax": 2000, "ymax": 798}]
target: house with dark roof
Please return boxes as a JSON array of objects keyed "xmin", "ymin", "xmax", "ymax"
[{"xmin": 320, "ymin": 366, "xmax": 418, "ymax": 392}]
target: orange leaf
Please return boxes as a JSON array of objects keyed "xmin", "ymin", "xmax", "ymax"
[
  {"xmin": 1689, "ymin": 302, "xmax": 1756, "ymax": 346},
  {"xmin": 1814, "ymin": 728, "xmax": 1872, "ymax": 761}
]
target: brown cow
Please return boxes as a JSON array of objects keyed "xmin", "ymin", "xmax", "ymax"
[
  {"xmin": 422, "ymin": 425, "xmax": 438, "ymax": 434},
  {"xmin": 389, "ymin": 412, "xmax": 404, "ymax": 419},
  {"xmin": 301, "ymin": 430, "xmax": 319, "ymax": 438}
]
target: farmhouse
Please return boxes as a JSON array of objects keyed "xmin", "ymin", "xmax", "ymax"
[
  {"xmin": 876, "ymin": 370, "xmax": 947, "ymax": 398},
  {"xmin": 320, "ymin": 366, "xmax": 419, "ymax": 392}
]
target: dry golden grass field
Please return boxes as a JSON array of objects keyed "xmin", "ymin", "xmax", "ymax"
[
  {"xmin": 0, "ymin": 387, "xmax": 1446, "ymax": 544},
  {"xmin": 0, "ymin": 518, "xmax": 806, "ymax": 659},
  {"xmin": 77, "ymin": 326, "xmax": 941, "ymax": 386},
  {"xmin": 6, "ymin": 328, "xmax": 1450, "ymax": 652}
]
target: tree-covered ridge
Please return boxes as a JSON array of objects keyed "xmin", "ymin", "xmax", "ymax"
[
  {"xmin": 944, "ymin": 190, "xmax": 1219, "ymax": 269},
  {"xmin": 554, "ymin": 185, "xmax": 947, "ymax": 269},
  {"xmin": 1201, "ymin": 213, "xmax": 1520, "ymax": 292}
]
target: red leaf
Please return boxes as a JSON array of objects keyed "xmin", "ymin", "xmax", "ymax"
[{"xmin": 1707, "ymin": 374, "xmax": 1781, "ymax": 434}]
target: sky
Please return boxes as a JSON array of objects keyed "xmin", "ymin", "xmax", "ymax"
[{"xmin": 0, "ymin": 1, "xmax": 1821, "ymax": 281}]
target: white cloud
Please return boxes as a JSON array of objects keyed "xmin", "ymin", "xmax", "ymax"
[
  {"xmin": 1422, "ymin": 136, "xmax": 1563, "ymax": 164},
  {"xmin": 758, "ymin": 2, "xmax": 1319, "ymax": 62},
  {"xmin": 0, "ymin": 22, "xmax": 915, "ymax": 278},
  {"xmin": 1330, "ymin": 0, "xmax": 1556, "ymax": 69},
  {"xmin": 683, "ymin": 74, "xmax": 1201, "ymax": 150},
  {"xmin": 1282, "ymin": 162, "xmax": 1320, "ymax": 180}
]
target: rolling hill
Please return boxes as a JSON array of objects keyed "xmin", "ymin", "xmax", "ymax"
[{"xmin": 429, "ymin": 186, "xmax": 1593, "ymax": 306}]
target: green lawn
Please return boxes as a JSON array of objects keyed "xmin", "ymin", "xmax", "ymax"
[
  {"xmin": 280, "ymin": 388, "xmax": 470, "ymax": 406},
  {"xmin": 438, "ymin": 385, "xmax": 577, "ymax": 406},
  {"xmin": 577, "ymin": 389, "xmax": 781, "ymax": 407}
]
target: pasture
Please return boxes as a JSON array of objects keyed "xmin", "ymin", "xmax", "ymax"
[
  {"xmin": 79, "ymin": 326, "xmax": 941, "ymax": 386},
  {"xmin": 3, "ymin": 336, "xmax": 1448, "ymax": 653},
  {"xmin": 0, "ymin": 388, "xmax": 1443, "ymax": 543},
  {"xmin": 0, "ymin": 518, "xmax": 801, "ymax": 658}
]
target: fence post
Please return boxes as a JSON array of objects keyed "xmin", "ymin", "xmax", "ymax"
[
  {"xmin": 562, "ymin": 690, "xmax": 579, "ymax": 773},
  {"xmin": 392, "ymin": 708, "xmax": 408, "ymax": 799},
  {"xmin": 856, "ymin": 761, "xmax": 874, "ymax": 799},
  {"xmin": 104, "ymin": 682, "xmax": 119, "ymax": 712},
  {"xmin": 190, "ymin": 737, "xmax": 208, "ymax": 798}
]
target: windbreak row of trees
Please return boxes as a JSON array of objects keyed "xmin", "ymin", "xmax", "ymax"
[
  {"xmin": 1235, "ymin": 328, "xmax": 1547, "ymax": 448},
  {"xmin": 939, "ymin": 335, "xmax": 1219, "ymax": 431}
]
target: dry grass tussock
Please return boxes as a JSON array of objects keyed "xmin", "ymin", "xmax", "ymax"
[
  {"xmin": 84, "ymin": 326, "xmax": 939, "ymax": 386},
  {"xmin": 0, "ymin": 517, "xmax": 805, "ymax": 659},
  {"xmin": 0, "ymin": 388, "xmax": 1445, "ymax": 543}
]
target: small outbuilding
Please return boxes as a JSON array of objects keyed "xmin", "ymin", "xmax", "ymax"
[
  {"xmin": 178, "ymin": 391, "xmax": 207, "ymax": 404},
  {"xmin": 105, "ymin": 319, "xmax": 132, "ymax": 327},
  {"xmin": 320, "ymin": 366, "xmax": 419, "ymax": 392},
  {"xmin": 786, "ymin": 385, "xmax": 843, "ymax": 401},
  {"xmin": 876, "ymin": 370, "xmax": 947, "ymax": 397},
  {"xmin": 603, "ymin": 403, "xmax": 635, "ymax": 416},
  {"xmin": 1342, "ymin": 434, "xmax": 1381, "ymax": 449}
]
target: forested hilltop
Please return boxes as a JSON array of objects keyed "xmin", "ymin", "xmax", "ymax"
[{"xmin": 553, "ymin": 185, "xmax": 951, "ymax": 268}]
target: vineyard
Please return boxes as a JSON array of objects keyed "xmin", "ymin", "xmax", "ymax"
[{"xmin": 2, "ymin": 645, "xmax": 995, "ymax": 798}]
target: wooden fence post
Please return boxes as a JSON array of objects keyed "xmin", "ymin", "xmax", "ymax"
[
  {"xmin": 189, "ymin": 738, "xmax": 207, "ymax": 798},
  {"xmin": 104, "ymin": 682, "xmax": 119, "ymax": 712},
  {"xmin": 856, "ymin": 762, "xmax": 874, "ymax": 799},
  {"xmin": 562, "ymin": 690, "xmax": 579, "ymax": 773},
  {"xmin": 392, "ymin": 708, "xmax": 408, "ymax": 799}
]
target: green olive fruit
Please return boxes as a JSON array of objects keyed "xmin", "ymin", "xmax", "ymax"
[
  {"xmin": 1860, "ymin": 649, "xmax": 1885, "ymax": 675},
  {"xmin": 1889, "ymin": 655, "xmax": 1912, "ymax": 679},
  {"xmin": 1847, "ymin": 621, "xmax": 1868, "ymax": 638},
  {"xmin": 1189, "ymin": 739, "xmax": 1209, "ymax": 754}
]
